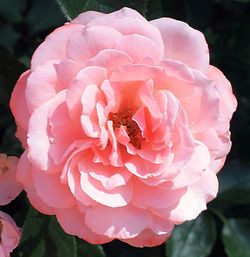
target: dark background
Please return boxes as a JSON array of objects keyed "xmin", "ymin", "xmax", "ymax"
[{"xmin": 0, "ymin": 0, "xmax": 250, "ymax": 257}]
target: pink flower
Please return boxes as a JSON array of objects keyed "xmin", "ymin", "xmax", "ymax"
[
  {"xmin": 0, "ymin": 154, "xmax": 22, "ymax": 205},
  {"xmin": 10, "ymin": 8, "xmax": 237, "ymax": 247},
  {"xmin": 0, "ymin": 211, "xmax": 21, "ymax": 257}
]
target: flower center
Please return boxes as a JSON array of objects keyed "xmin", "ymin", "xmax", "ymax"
[{"xmin": 109, "ymin": 107, "xmax": 143, "ymax": 149}]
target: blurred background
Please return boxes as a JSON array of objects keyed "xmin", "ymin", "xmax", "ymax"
[{"xmin": 0, "ymin": 0, "xmax": 250, "ymax": 257}]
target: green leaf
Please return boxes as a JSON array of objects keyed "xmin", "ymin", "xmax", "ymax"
[
  {"xmin": 0, "ymin": 25, "xmax": 20, "ymax": 53},
  {"xmin": 55, "ymin": 0, "xmax": 100, "ymax": 20},
  {"xmin": 146, "ymin": 0, "xmax": 163, "ymax": 19},
  {"xmin": 56, "ymin": 0, "xmax": 149, "ymax": 19},
  {"xmin": 26, "ymin": 0, "xmax": 65, "ymax": 34},
  {"xmin": 222, "ymin": 219, "xmax": 250, "ymax": 257},
  {"xmin": 0, "ymin": 0, "xmax": 26, "ymax": 23},
  {"xmin": 18, "ymin": 208, "xmax": 48, "ymax": 257},
  {"xmin": 47, "ymin": 217, "xmax": 77, "ymax": 257},
  {"xmin": 18, "ymin": 207, "xmax": 78, "ymax": 257},
  {"xmin": 166, "ymin": 212, "xmax": 216, "ymax": 257},
  {"xmin": 0, "ymin": 54, "xmax": 26, "ymax": 107},
  {"xmin": 214, "ymin": 161, "xmax": 250, "ymax": 206},
  {"xmin": 76, "ymin": 237, "xmax": 106, "ymax": 257}
]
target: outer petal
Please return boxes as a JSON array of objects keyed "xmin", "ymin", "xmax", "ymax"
[
  {"xmin": 27, "ymin": 98, "xmax": 52, "ymax": 170},
  {"xmin": 85, "ymin": 205, "xmax": 152, "ymax": 239},
  {"xmin": 122, "ymin": 229, "xmax": 171, "ymax": 247},
  {"xmin": 170, "ymin": 169, "xmax": 218, "ymax": 224},
  {"xmin": 171, "ymin": 141, "xmax": 211, "ymax": 188},
  {"xmin": 208, "ymin": 65, "xmax": 237, "ymax": 132},
  {"xmin": 87, "ymin": 7, "xmax": 147, "ymax": 26},
  {"xmin": 55, "ymin": 206, "xmax": 111, "ymax": 244},
  {"xmin": 66, "ymin": 25, "xmax": 121, "ymax": 63},
  {"xmin": 31, "ymin": 23, "xmax": 84, "ymax": 69},
  {"xmin": 25, "ymin": 61, "xmax": 58, "ymax": 112},
  {"xmin": 32, "ymin": 169, "xmax": 75, "ymax": 209},
  {"xmin": 0, "ymin": 155, "xmax": 22, "ymax": 205},
  {"xmin": 16, "ymin": 151, "xmax": 54, "ymax": 215},
  {"xmin": 10, "ymin": 70, "xmax": 30, "ymax": 146},
  {"xmin": 0, "ymin": 211, "xmax": 21, "ymax": 256},
  {"xmin": 151, "ymin": 18, "xmax": 209, "ymax": 73}
]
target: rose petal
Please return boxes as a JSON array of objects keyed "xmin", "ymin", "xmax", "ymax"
[
  {"xmin": 114, "ymin": 34, "xmax": 162, "ymax": 63},
  {"xmin": 25, "ymin": 61, "xmax": 58, "ymax": 112},
  {"xmin": 31, "ymin": 23, "xmax": 84, "ymax": 68},
  {"xmin": 88, "ymin": 7, "xmax": 147, "ymax": 26},
  {"xmin": 87, "ymin": 49, "xmax": 132, "ymax": 74},
  {"xmin": 132, "ymin": 179, "xmax": 186, "ymax": 209},
  {"xmin": 66, "ymin": 25, "xmax": 121, "ymax": 63},
  {"xmin": 80, "ymin": 167, "xmax": 133, "ymax": 208},
  {"xmin": 170, "ymin": 169, "xmax": 218, "ymax": 224},
  {"xmin": 10, "ymin": 70, "xmax": 30, "ymax": 133},
  {"xmin": 85, "ymin": 205, "xmax": 152, "ymax": 239},
  {"xmin": 16, "ymin": 151, "xmax": 54, "ymax": 215},
  {"xmin": 56, "ymin": 206, "xmax": 111, "ymax": 244},
  {"xmin": 32, "ymin": 169, "xmax": 75, "ymax": 209},
  {"xmin": 122, "ymin": 229, "xmax": 171, "ymax": 247},
  {"xmin": 66, "ymin": 66, "xmax": 106, "ymax": 121},
  {"xmin": 151, "ymin": 18, "xmax": 209, "ymax": 73},
  {"xmin": 0, "ymin": 156, "xmax": 22, "ymax": 205}
]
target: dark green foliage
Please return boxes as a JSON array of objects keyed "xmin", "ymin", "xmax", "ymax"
[
  {"xmin": 166, "ymin": 213, "xmax": 217, "ymax": 257},
  {"xmin": 222, "ymin": 219, "xmax": 250, "ymax": 257},
  {"xmin": 16, "ymin": 207, "xmax": 106, "ymax": 257}
]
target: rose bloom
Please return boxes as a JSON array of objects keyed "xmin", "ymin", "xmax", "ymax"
[
  {"xmin": 0, "ymin": 154, "xmax": 22, "ymax": 205},
  {"xmin": 0, "ymin": 211, "xmax": 21, "ymax": 257},
  {"xmin": 10, "ymin": 8, "xmax": 236, "ymax": 247}
]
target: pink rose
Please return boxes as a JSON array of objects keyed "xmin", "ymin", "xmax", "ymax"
[
  {"xmin": 0, "ymin": 211, "xmax": 21, "ymax": 257},
  {"xmin": 10, "ymin": 8, "xmax": 237, "ymax": 247},
  {"xmin": 0, "ymin": 154, "xmax": 22, "ymax": 205}
]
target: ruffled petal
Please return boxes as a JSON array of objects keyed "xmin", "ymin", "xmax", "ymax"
[
  {"xmin": 87, "ymin": 7, "xmax": 147, "ymax": 26},
  {"xmin": 32, "ymin": 168, "xmax": 75, "ymax": 209},
  {"xmin": 31, "ymin": 23, "xmax": 84, "ymax": 68},
  {"xmin": 10, "ymin": 70, "xmax": 30, "ymax": 132},
  {"xmin": 16, "ymin": 151, "xmax": 54, "ymax": 215},
  {"xmin": 170, "ymin": 169, "xmax": 218, "ymax": 224},
  {"xmin": 132, "ymin": 179, "xmax": 186, "ymax": 209},
  {"xmin": 122, "ymin": 229, "xmax": 171, "ymax": 247},
  {"xmin": 56, "ymin": 206, "xmax": 111, "ymax": 244},
  {"xmin": 151, "ymin": 18, "xmax": 209, "ymax": 73},
  {"xmin": 80, "ymin": 166, "xmax": 133, "ymax": 207},
  {"xmin": 66, "ymin": 25, "xmax": 121, "ymax": 63},
  {"xmin": 114, "ymin": 34, "xmax": 162, "ymax": 63},
  {"xmin": 0, "ymin": 156, "xmax": 22, "ymax": 205},
  {"xmin": 25, "ymin": 61, "xmax": 58, "ymax": 112},
  {"xmin": 85, "ymin": 205, "xmax": 152, "ymax": 239}
]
